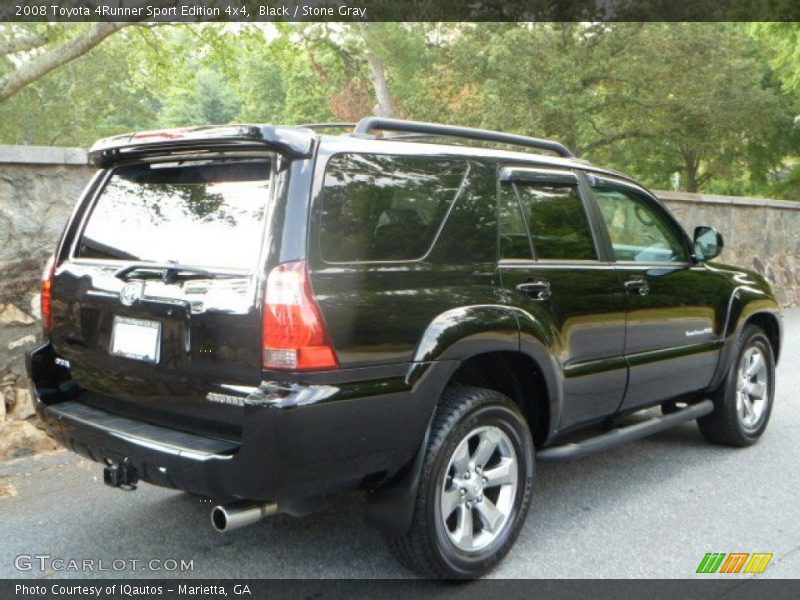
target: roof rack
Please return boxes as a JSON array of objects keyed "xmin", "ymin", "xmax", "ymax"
[
  {"xmin": 297, "ymin": 122, "xmax": 357, "ymax": 131},
  {"xmin": 352, "ymin": 117, "xmax": 574, "ymax": 158}
]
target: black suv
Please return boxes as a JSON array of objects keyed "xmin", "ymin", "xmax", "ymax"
[{"xmin": 27, "ymin": 118, "xmax": 781, "ymax": 578}]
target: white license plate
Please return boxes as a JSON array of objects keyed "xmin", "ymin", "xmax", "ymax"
[{"xmin": 109, "ymin": 316, "xmax": 161, "ymax": 363}]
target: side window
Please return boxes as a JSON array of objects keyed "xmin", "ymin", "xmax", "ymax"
[
  {"xmin": 593, "ymin": 184, "xmax": 688, "ymax": 263},
  {"xmin": 498, "ymin": 185, "xmax": 533, "ymax": 259},
  {"xmin": 516, "ymin": 183, "xmax": 597, "ymax": 261},
  {"xmin": 318, "ymin": 153, "xmax": 467, "ymax": 262},
  {"xmin": 430, "ymin": 162, "xmax": 498, "ymax": 263}
]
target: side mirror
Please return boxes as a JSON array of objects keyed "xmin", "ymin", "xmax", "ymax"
[{"xmin": 693, "ymin": 226, "xmax": 723, "ymax": 261}]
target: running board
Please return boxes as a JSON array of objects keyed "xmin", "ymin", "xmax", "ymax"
[{"xmin": 536, "ymin": 399, "xmax": 714, "ymax": 462}]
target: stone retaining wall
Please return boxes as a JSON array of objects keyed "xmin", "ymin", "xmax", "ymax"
[
  {"xmin": 658, "ymin": 190, "xmax": 800, "ymax": 307},
  {"xmin": 1, "ymin": 146, "xmax": 94, "ymax": 438}
]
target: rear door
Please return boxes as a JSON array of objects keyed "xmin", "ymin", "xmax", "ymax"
[
  {"xmin": 586, "ymin": 175, "xmax": 727, "ymax": 411},
  {"xmin": 50, "ymin": 156, "xmax": 274, "ymax": 440},
  {"xmin": 497, "ymin": 167, "xmax": 628, "ymax": 431}
]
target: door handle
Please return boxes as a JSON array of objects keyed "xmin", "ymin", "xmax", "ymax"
[
  {"xmin": 624, "ymin": 276, "xmax": 650, "ymax": 296},
  {"xmin": 516, "ymin": 279, "xmax": 551, "ymax": 300}
]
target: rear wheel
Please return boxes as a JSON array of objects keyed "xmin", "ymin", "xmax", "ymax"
[
  {"xmin": 387, "ymin": 386, "xmax": 534, "ymax": 579},
  {"xmin": 698, "ymin": 324, "xmax": 775, "ymax": 447}
]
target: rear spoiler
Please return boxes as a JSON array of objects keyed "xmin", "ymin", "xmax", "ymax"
[{"xmin": 88, "ymin": 125, "xmax": 316, "ymax": 167}]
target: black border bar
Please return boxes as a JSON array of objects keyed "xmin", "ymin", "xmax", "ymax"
[
  {"xmin": 4, "ymin": 578, "xmax": 800, "ymax": 600},
  {"xmin": 2, "ymin": 0, "xmax": 800, "ymax": 22}
]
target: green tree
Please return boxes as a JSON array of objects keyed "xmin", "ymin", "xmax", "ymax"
[
  {"xmin": 604, "ymin": 24, "xmax": 795, "ymax": 193},
  {"xmin": 427, "ymin": 23, "xmax": 795, "ymax": 194},
  {"xmin": 0, "ymin": 27, "xmax": 160, "ymax": 145},
  {"xmin": 752, "ymin": 23, "xmax": 800, "ymax": 97},
  {"xmin": 161, "ymin": 67, "xmax": 240, "ymax": 127},
  {"xmin": 1, "ymin": 21, "xmax": 797, "ymax": 201},
  {"xmin": 0, "ymin": 22, "xmax": 134, "ymax": 101}
]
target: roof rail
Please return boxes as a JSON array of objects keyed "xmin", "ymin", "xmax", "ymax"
[
  {"xmin": 297, "ymin": 122, "xmax": 357, "ymax": 131},
  {"xmin": 352, "ymin": 117, "xmax": 574, "ymax": 158}
]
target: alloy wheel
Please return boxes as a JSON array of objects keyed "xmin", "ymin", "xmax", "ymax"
[
  {"xmin": 439, "ymin": 425, "xmax": 519, "ymax": 552},
  {"xmin": 736, "ymin": 346, "xmax": 769, "ymax": 430}
]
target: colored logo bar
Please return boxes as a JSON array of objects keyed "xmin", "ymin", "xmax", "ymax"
[{"xmin": 696, "ymin": 552, "xmax": 773, "ymax": 574}]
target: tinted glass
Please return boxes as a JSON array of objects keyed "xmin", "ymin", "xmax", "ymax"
[
  {"xmin": 430, "ymin": 162, "xmax": 498, "ymax": 263},
  {"xmin": 594, "ymin": 184, "xmax": 688, "ymax": 263},
  {"xmin": 498, "ymin": 186, "xmax": 533, "ymax": 259},
  {"xmin": 516, "ymin": 183, "xmax": 596, "ymax": 260},
  {"xmin": 77, "ymin": 160, "xmax": 270, "ymax": 270},
  {"xmin": 319, "ymin": 153, "xmax": 467, "ymax": 262}
]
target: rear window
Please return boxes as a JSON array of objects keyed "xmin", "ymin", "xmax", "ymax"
[
  {"xmin": 318, "ymin": 153, "xmax": 468, "ymax": 262},
  {"xmin": 76, "ymin": 160, "xmax": 270, "ymax": 270}
]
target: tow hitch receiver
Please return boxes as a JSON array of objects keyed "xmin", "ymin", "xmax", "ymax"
[{"xmin": 103, "ymin": 460, "xmax": 139, "ymax": 491}]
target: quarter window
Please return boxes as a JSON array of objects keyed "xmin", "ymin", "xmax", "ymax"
[
  {"xmin": 318, "ymin": 153, "xmax": 468, "ymax": 262},
  {"xmin": 593, "ymin": 184, "xmax": 688, "ymax": 263}
]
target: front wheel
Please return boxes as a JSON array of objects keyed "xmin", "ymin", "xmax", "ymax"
[
  {"xmin": 698, "ymin": 324, "xmax": 775, "ymax": 447},
  {"xmin": 387, "ymin": 387, "xmax": 535, "ymax": 579}
]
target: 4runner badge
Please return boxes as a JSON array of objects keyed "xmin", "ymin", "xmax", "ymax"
[
  {"xmin": 120, "ymin": 281, "xmax": 144, "ymax": 306},
  {"xmin": 206, "ymin": 392, "xmax": 246, "ymax": 407}
]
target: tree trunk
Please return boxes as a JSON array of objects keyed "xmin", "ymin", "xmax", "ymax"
[
  {"xmin": 681, "ymin": 147, "xmax": 701, "ymax": 193},
  {"xmin": 360, "ymin": 24, "xmax": 395, "ymax": 118},
  {"xmin": 0, "ymin": 22, "xmax": 131, "ymax": 101},
  {"xmin": 685, "ymin": 169, "xmax": 698, "ymax": 193}
]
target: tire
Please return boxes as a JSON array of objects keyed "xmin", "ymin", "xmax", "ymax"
[
  {"xmin": 698, "ymin": 324, "xmax": 775, "ymax": 447},
  {"xmin": 387, "ymin": 386, "xmax": 535, "ymax": 579}
]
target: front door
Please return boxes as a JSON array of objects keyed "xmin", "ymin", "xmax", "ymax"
[
  {"xmin": 497, "ymin": 167, "xmax": 627, "ymax": 431},
  {"xmin": 587, "ymin": 176, "xmax": 727, "ymax": 411}
]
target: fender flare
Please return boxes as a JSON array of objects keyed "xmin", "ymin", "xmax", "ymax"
[
  {"xmin": 710, "ymin": 278, "xmax": 782, "ymax": 390},
  {"xmin": 366, "ymin": 304, "xmax": 559, "ymax": 535}
]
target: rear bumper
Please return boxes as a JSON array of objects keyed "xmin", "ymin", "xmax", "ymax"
[
  {"xmin": 36, "ymin": 398, "xmax": 237, "ymax": 496},
  {"xmin": 27, "ymin": 343, "xmax": 449, "ymax": 508}
]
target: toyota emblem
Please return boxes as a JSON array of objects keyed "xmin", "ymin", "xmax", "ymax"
[{"xmin": 120, "ymin": 281, "xmax": 144, "ymax": 306}]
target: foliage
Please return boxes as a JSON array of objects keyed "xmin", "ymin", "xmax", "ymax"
[
  {"xmin": 419, "ymin": 23, "xmax": 797, "ymax": 194},
  {"xmin": 752, "ymin": 23, "xmax": 800, "ymax": 96},
  {"xmin": 0, "ymin": 22, "xmax": 797, "ymax": 199},
  {"xmin": 0, "ymin": 26, "xmax": 157, "ymax": 145}
]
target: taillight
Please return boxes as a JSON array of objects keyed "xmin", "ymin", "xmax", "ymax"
[
  {"xmin": 262, "ymin": 260, "xmax": 338, "ymax": 371},
  {"xmin": 40, "ymin": 254, "xmax": 56, "ymax": 333}
]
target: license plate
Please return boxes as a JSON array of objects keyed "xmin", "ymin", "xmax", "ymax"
[{"xmin": 109, "ymin": 316, "xmax": 161, "ymax": 363}]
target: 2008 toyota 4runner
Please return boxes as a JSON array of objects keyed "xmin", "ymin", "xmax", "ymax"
[{"xmin": 27, "ymin": 118, "xmax": 781, "ymax": 578}]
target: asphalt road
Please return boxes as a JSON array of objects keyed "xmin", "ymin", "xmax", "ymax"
[{"xmin": 2, "ymin": 310, "xmax": 799, "ymax": 580}]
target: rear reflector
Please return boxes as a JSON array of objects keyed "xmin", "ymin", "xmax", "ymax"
[
  {"xmin": 262, "ymin": 261, "xmax": 338, "ymax": 371},
  {"xmin": 41, "ymin": 254, "xmax": 56, "ymax": 333}
]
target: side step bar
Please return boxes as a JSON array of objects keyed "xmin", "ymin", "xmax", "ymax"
[{"xmin": 537, "ymin": 399, "xmax": 714, "ymax": 462}]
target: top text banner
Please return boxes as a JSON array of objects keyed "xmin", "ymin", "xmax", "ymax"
[{"xmin": 2, "ymin": 0, "xmax": 800, "ymax": 22}]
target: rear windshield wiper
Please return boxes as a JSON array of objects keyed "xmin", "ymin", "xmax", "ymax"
[{"xmin": 114, "ymin": 263, "xmax": 246, "ymax": 283}]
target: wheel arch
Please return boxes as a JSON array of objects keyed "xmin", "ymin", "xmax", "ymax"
[
  {"xmin": 366, "ymin": 304, "xmax": 560, "ymax": 535},
  {"xmin": 745, "ymin": 312, "xmax": 781, "ymax": 364},
  {"xmin": 445, "ymin": 352, "xmax": 552, "ymax": 447},
  {"xmin": 410, "ymin": 304, "xmax": 561, "ymax": 444},
  {"xmin": 711, "ymin": 280, "xmax": 782, "ymax": 391},
  {"xmin": 723, "ymin": 283, "xmax": 782, "ymax": 357}
]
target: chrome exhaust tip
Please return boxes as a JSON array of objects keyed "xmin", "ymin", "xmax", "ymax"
[{"xmin": 211, "ymin": 501, "xmax": 278, "ymax": 532}]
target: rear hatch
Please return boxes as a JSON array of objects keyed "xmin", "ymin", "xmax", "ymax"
[{"xmin": 50, "ymin": 156, "xmax": 273, "ymax": 441}]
